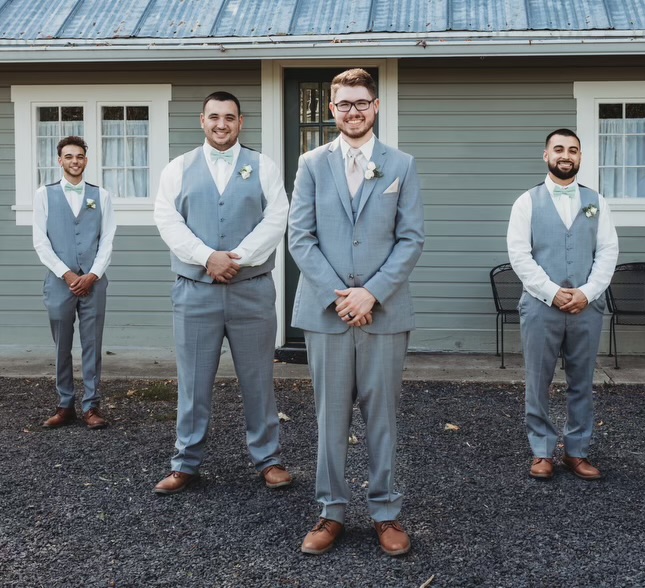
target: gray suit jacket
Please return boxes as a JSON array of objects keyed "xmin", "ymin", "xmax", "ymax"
[{"xmin": 289, "ymin": 137, "xmax": 425, "ymax": 334}]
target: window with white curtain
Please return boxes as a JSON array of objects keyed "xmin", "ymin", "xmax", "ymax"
[
  {"xmin": 574, "ymin": 81, "xmax": 645, "ymax": 227},
  {"xmin": 598, "ymin": 102, "xmax": 645, "ymax": 199},
  {"xmin": 11, "ymin": 84, "xmax": 171, "ymax": 226}
]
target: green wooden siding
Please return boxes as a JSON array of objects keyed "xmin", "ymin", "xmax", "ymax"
[
  {"xmin": 0, "ymin": 62, "xmax": 261, "ymax": 347},
  {"xmin": 399, "ymin": 56, "xmax": 645, "ymax": 352}
]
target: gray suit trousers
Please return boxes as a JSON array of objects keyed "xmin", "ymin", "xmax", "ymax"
[
  {"xmin": 304, "ymin": 328, "xmax": 408, "ymax": 524},
  {"xmin": 519, "ymin": 293, "xmax": 604, "ymax": 458},
  {"xmin": 43, "ymin": 272, "xmax": 107, "ymax": 413},
  {"xmin": 171, "ymin": 275, "xmax": 282, "ymax": 474}
]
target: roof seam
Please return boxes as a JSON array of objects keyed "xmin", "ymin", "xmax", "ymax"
[
  {"xmin": 56, "ymin": 0, "xmax": 84, "ymax": 39},
  {"xmin": 131, "ymin": 0, "xmax": 158, "ymax": 37}
]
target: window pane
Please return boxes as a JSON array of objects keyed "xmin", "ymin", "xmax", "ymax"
[
  {"xmin": 625, "ymin": 136, "xmax": 645, "ymax": 166},
  {"xmin": 599, "ymin": 103, "xmax": 623, "ymax": 119},
  {"xmin": 625, "ymin": 167, "xmax": 645, "ymax": 198},
  {"xmin": 300, "ymin": 128, "xmax": 319, "ymax": 154},
  {"xmin": 101, "ymin": 105, "xmax": 149, "ymax": 197},
  {"xmin": 38, "ymin": 107, "xmax": 59, "ymax": 122},
  {"xmin": 599, "ymin": 136, "xmax": 623, "ymax": 166},
  {"xmin": 61, "ymin": 106, "xmax": 83, "ymax": 121},
  {"xmin": 323, "ymin": 127, "xmax": 339, "ymax": 144},
  {"xmin": 322, "ymin": 83, "xmax": 334, "ymax": 123},
  {"xmin": 626, "ymin": 103, "xmax": 645, "ymax": 119},
  {"xmin": 599, "ymin": 168, "xmax": 622, "ymax": 199},
  {"xmin": 300, "ymin": 83, "xmax": 319, "ymax": 123}
]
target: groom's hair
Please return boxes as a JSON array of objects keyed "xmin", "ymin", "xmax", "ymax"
[
  {"xmin": 57, "ymin": 136, "xmax": 88, "ymax": 156},
  {"xmin": 546, "ymin": 128, "xmax": 580, "ymax": 148},
  {"xmin": 202, "ymin": 91, "xmax": 241, "ymax": 116},
  {"xmin": 330, "ymin": 68, "xmax": 377, "ymax": 101}
]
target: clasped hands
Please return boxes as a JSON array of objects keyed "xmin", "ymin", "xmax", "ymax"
[
  {"xmin": 63, "ymin": 271, "xmax": 98, "ymax": 297},
  {"xmin": 206, "ymin": 251, "xmax": 241, "ymax": 283},
  {"xmin": 553, "ymin": 287, "xmax": 588, "ymax": 314},
  {"xmin": 335, "ymin": 287, "xmax": 376, "ymax": 327}
]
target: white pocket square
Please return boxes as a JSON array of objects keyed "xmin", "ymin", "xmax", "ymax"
[{"xmin": 384, "ymin": 178, "xmax": 399, "ymax": 194}]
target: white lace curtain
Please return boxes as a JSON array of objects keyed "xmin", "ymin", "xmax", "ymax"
[
  {"xmin": 101, "ymin": 119, "xmax": 149, "ymax": 198},
  {"xmin": 36, "ymin": 119, "xmax": 149, "ymax": 198},
  {"xmin": 599, "ymin": 118, "xmax": 645, "ymax": 198}
]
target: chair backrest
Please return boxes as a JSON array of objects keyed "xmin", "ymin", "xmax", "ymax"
[
  {"xmin": 490, "ymin": 263, "xmax": 523, "ymax": 314},
  {"xmin": 607, "ymin": 262, "xmax": 645, "ymax": 316}
]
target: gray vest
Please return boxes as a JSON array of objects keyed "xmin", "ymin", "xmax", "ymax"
[
  {"xmin": 170, "ymin": 146, "xmax": 275, "ymax": 283},
  {"xmin": 45, "ymin": 183, "xmax": 102, "ymax": 274},
  {"xmin": 529, "ymin": 182, "xmax": 599, "ymax": 289}
]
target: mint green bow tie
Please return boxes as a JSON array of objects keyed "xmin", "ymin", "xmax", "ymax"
[
  {"xmin": 553, "ymin": 185, "xmax": 576, "ymax": 198},
  {"xmin": 211, "ymin": 150, "xmax": 234, "ymax": 164},
  {"xmin": 64, "ymin": 183, "xmax": 84, "ymax": 194}
]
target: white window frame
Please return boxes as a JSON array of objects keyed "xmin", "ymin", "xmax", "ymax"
[
  {"xmin": 11, "ymin": 84, "xmax": 171, "ymax": 226},
  {"xmin": 574, "ymin": 81, "xmax": 645, "ymax": 227}
]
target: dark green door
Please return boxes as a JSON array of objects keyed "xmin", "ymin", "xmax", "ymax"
[{"xmin": 280, "ymin": 68, "xmax": 378, "ymax": 358}]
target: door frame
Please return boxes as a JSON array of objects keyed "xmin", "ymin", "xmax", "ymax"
[{"xmin": 261, "ymin": 58, "xmax": 399, "ymax": 346}]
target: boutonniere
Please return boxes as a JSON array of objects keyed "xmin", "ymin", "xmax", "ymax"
[
  {"xmin": 85, "ymin": 198, "xmax": 96, "ymax": 210},
  {"xmin": 582, "ymin": 204, "xmax": 598, "ymax": 218},
  {"xmin": 364, "ymin": 161, "xmax": 383, "ymax": 180},
  {"xmin": 239, "ymin": 165, "xmax": 253, "ymax": 180}
]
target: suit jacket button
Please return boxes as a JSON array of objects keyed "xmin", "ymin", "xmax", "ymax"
[{"xmin": 349, "ymin": 274, "xmax": 354, "ymax": 279}]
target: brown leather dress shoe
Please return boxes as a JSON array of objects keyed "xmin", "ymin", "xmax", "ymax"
[
  {"xmin": 562, "ymin": 456, "xmax": 602, "ymax": 480},
  {"xmin": 260, "ymin": 464, "xmax": 293, "ymax": 488},
  {"xmin": 42, "ymin": 407, "xmax": 76, "ymax": 428},
  {"xmin": 153, "ymin": 471, "xmax": 198, "ymax": 495},
  {"xmin": 83, "ymin": 408, "xmax": 108, "ymax": 429},
  {"xmin": 301, "ymin": 518, "xmax": 344, "ymax": 555},
  {"xmin": 374, "ymin": 520, "xmax": 411, "ymax": 556},
  {"xmin": 529, "ymin": 457, "xmax": 554, "ymax": 480}
]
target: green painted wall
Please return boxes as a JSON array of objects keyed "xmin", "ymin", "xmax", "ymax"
[{"xmin": 399, "ymin": 56, "xmax": 645, "ymax": 353}]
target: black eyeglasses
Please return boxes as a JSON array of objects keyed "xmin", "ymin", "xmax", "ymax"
[{"xmin": 333, "ymin": 99, "xmax": 375, "ymax": 112}]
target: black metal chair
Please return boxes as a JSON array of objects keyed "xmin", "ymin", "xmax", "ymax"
[
  {"xmin": 606, "ymin": 262, "xmax": 645, "ymax": 369},
  {"xmin": 490, "ymin": 263, "xmax": 523, "ymax": 369}
]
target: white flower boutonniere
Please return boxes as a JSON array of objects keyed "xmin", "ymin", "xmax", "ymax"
[
  {"xmin": 239, "ymin": 165, "xmax": 253, "ymax": 180},
  {"xmin": 582, "ymin": 204, "xmax": 598, "ymax": 218},
  {"xmin": 364, "ymin": 161, "xmax": 383, "ymax": 180},
  {"xmin": 86, "ymin": 198, "xmax": 96, "ymax": 210}
]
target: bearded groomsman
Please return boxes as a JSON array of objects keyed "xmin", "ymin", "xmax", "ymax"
[
  {"xmin": 289, "ymin": 69, "xmax": 424, "ymax": 555},
  {"xmin": 507, "ymin": 128, "xmax": 618, "ymax": 481}
]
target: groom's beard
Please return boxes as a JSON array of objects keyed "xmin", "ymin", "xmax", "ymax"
[{"xmin": 548, "ymin": 160, "xmax": 579, "ymax": 180}]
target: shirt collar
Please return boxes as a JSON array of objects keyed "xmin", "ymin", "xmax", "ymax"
[
  {"xmin": 545, "ymin": 174, "xmax": 578, "ymax": 197},
  {"xmin": 339, "ymin": 135, "xmax": 375, "ymax": 162},
  {"xmin": 203, "ymin": 140, "xmax": 240, "ymax": 163},
  {"xmin": 61, "ymin": 178, "xmax": 85, "ymax": 190}
]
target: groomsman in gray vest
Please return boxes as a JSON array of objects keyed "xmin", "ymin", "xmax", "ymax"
[
  {"xmin": 289, "ymin": 69, "xmax": 424, "ymax": 555},
  {"xmin": 153, "ymin": 91, "xmax": 292, "ymax": 494},
  {"xmin": 33, "ymin": 136, "xmax": 116, "ymax": 430},
  {"xmin": 507, "ymin": 128, "xmax": 618, "ymax": 481}
]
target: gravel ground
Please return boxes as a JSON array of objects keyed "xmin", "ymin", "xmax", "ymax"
[{"xmin": 1, "ymin": 376, "xmax": 644, "ymax": 588}]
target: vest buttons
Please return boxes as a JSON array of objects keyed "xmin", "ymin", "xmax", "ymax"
[
  {"xmin": 353, "ymin": 240, "xmax": 359, "ymax": 246},
  {"xmin": 219, "ymin": 201, "xmax": 224, "ymax": 206}
]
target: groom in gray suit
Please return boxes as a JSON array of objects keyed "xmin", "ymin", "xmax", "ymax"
[
  {"xmin": 508, "ymin": 128, "xmax": 618, "ymax": 481},
  {"xmin": 289, "ymin": 69, "xmax": 424, "ymax": 556}
]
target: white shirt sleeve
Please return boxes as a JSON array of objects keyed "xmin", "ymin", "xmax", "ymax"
[
  {"xmin": 229, "ymin": 153, "xmax": 289, "ymax": 266},
  {"xmin": 153, "ymin": 155, "xmax": 215, "ymax": 268},
  {"xmin": 88, "ymin": 187, "xmax": 117, "ymax": 279},
  {"xmin": 33, "ymin": 186, "xmax": 70, "ymax": 278},
  {"xmin": 577, "ymin": 195, "xmax": 619, "ymax": 303}
]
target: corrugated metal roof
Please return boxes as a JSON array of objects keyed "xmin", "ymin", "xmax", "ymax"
[{"xmin": 1, "ymin": 0, "xmax": 644, "ymax": 41}]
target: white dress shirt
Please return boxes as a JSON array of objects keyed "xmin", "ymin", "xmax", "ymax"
[
  {"xmin": 32, "ymin": 179, "xmax": 116, "ymax": 279},
  {"xmin": 339, "ymin": 134, "xmax": 375, "ymax": 170},
  {"xmin": 154, "ymin": 140, "xmax": 289, "ymax": 268},
  {"xmin": 507, "ymin": 174, "xmax": 619, "ymax": 306}
]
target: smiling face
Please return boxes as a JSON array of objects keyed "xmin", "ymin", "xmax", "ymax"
[
  {"xmin": 329, "ymin": 84, "xmax": 380, "ymax": 147},
  {"xmin": 58, "ymin": 144, "xmax": 88, "ymax": 184},
  {"xmin": 544, "ymin": 134, "xmax": 581, "ymax": 183},
  {"xmin": 200, "ymin": 99, "xmax": 244, "ymax": 152}
]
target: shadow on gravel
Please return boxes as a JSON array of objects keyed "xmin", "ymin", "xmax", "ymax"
[{"xmin": 1, "ymin": 377, "xmax": 644, "ymax": 588}]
